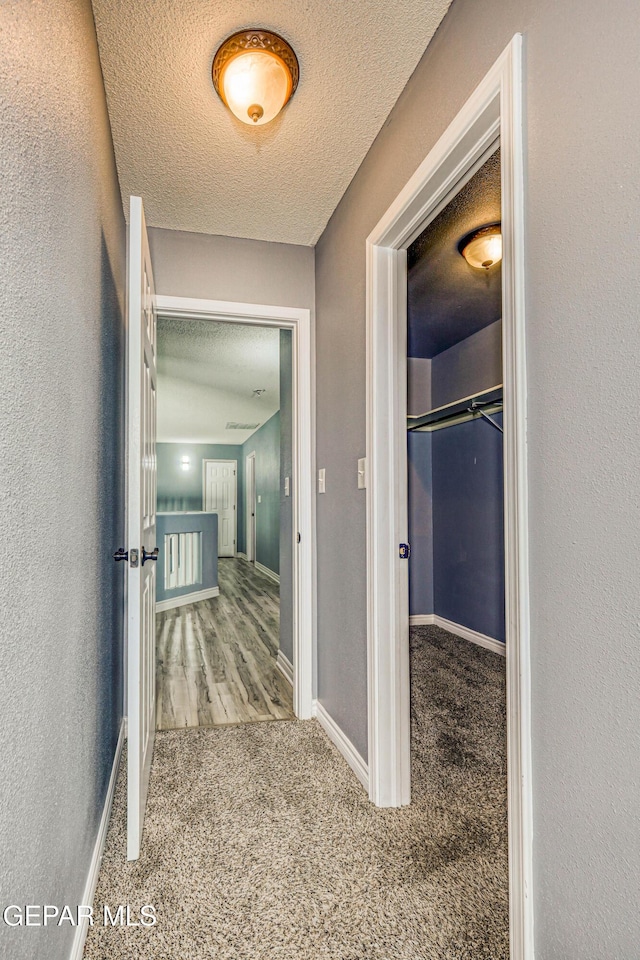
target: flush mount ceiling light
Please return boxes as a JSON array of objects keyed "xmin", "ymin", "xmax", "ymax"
[
  {"xmin": 458, "ymin": 223, "xmax": 502, "ymax": 270},
  {"xmin": 212, "ymin": 29, "xmax": 299, "ymax": 126}
]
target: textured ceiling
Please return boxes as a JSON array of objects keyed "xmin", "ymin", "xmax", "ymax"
[
  {"xmin": 408, "ymin": 149, "xmax": 501, "ymax": 359},
  {"xmin": 91, "ymin": 0, "xmax": 451, "ymax": 245},
  {"xmin": 157, "ymin": 318, "xmax": 281, "ymax": 443}
]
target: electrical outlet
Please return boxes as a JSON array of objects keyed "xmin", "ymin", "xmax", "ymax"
[
  {"xmin": 318, "ymin": 468, "xmax": 326, "ymax": 494},
  {"xmin": 257, "ymin": 494, "xmax": 262, "ymax": 504}
]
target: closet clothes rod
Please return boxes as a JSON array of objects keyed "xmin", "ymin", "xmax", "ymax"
[{"xmin": 407, "ymin": 384, "xmax": 503, "ymax": 433}]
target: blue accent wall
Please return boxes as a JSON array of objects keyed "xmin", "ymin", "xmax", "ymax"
[
  {"xmin": 408, "ymin": 415, "xmax": 505, "ymax": 643},
  {"xmin": 432, "ymin": 414, "xmax": 505, "ymax": 642},
  {"xmin": 242, "ymin": 412, "xmax": 281, "ymax": 576},
  {"xmin": 157, "ymin": 442, "xmax": 243, "ymax": 549}
]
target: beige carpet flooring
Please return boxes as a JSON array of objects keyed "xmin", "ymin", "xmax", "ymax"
[{"xmin": 84, "ymin": 625, "xmax": 508, "ymax": 959}]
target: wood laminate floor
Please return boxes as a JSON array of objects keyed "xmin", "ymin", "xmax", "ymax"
[{"xmin": 156, "ymin": 559, "xmax": 294, "ymax": 730}]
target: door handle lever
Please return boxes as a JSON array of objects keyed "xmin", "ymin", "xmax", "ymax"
[
  {"xmin": 141, "ymin": 546, "xmax": 159, "ymax": 566},
  {"xmin": 113, "ymin": 547, "xmax": 128, "ymax": 562}
]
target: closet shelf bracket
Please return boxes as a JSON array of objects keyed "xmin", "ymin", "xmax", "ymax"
[{"xmin": 468, "ymin": 400, "xmax": 503, "ymax": 434}]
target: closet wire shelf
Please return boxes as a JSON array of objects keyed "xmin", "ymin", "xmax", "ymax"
[{"xmin": 407, "ymin": 384, "xmax": 503, "ymax": 433}]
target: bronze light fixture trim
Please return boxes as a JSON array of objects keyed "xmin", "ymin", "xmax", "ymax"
[{"xmin": 212, "ymin": 30, "xmax": 299, "ymax": 126}]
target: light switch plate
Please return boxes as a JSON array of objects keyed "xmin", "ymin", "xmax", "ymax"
[
  {"xmin": 357, "ymin": 458, "xmax": 367, "ymax": 489},
  {"xmin": 318, "ymin": 468, "xmax": 326, "ymax": 494},
  {"xmin": 284, "ymin": 476, "xmax": 290, "ymax": 497}
]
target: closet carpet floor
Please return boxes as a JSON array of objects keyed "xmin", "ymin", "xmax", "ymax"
[{"xmin": 84, "ymin": 625, "xmax": 508, "ymax": 960}]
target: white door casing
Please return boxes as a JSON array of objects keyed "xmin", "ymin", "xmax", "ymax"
[
  {"xmin": 245, "ymin": 452, "xmax": 256, "ymax": 562},
  {"xmin": 154, "ymin": 296, "xmax": 314, "ymax": 721},
  {"xmin": 203, "ymin": 459, "xmax": 237, "ymax": 556},
  {"xmin": 127, "ymin": 196, "xmax": 158, "ymax": 861},
  {"xmin": 365, "ymin": 36, "xmax": 533, "ymax": 959}
]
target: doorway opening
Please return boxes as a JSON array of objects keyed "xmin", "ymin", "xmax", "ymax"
[
  {"xmin": 406, "ymin": 145, "xmax": 508, "ymax": 954},
  {"xmin": 154, "ymin": 295, "xmax": 315, "ymax": 725},
  {"xmin": 365, "ymin": 37, "xmax": 532, "ymax": 959},
  {"xmin": 155, "ymin": 318, "xmax": 295, "ymax": 729}
]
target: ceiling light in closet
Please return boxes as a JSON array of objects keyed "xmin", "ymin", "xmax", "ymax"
[
  {"xmin": 212, "ymin": 30, "xmax": 299, "ymax": 126},
  {"xmin": 458, "ymin": 223, "xmax": 502, "ymax": 270}
]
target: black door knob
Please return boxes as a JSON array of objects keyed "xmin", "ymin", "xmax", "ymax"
[
  {"xmin": 113, "ymin": 547, "xmax": 128, "ymax": 562},
  {"xmin": 141, "ymin": 546, "xmax": 159, "ymax": 566}
]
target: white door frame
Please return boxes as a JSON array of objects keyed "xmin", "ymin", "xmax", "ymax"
[
  {"xmin": 365, "ymin": 36, "xmax": 532, "ymax": 959},
  {"xmin": 155, "ymin": 295, "xmax": 314, "ymax": 721},
  {"xmin": 202, "ymin": 458, "xmax": 238, "ymax": 556},
  {"xmin": 245, "ymin": 451, "xmax": 256, "ymax": 562}
]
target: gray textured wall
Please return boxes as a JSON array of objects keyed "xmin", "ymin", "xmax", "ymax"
[
  {"xmin": 148, "ymin": 227, "xmax": 315, "ymax": 311},
  {"xmin": 0, "ymin": 2, "xmax": 126, "ymax": 958},
  {"xmin": 314, "ymin": 0, "xmax": 640, "ymax": 954},
  {"xmin": 279, "ymin": 331, "xmax": 294, "ymax": 663},
  {"xmin": 243, "ymin": 413, "xmax": 281, "ymax": 577}
]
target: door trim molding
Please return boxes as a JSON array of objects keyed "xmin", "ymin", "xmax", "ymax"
[
  {"xmin": 155, "ymin": 296, "xmax": 315, "ymax": 720},
  {"xmin": 365, "ymin": 36, "xmax": 532, "ymax": 959},
  {"xmin": 202, "ymin": 458, "xmax": 238, "ymax": 556}
]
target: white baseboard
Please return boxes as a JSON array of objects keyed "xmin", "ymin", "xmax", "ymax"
[
  {"xmin": 236, "ymin": 552, "xmax": 248, "ymax": 561},
  {"xmin": 254, "ymin": 561, "xmax": 280, "ymax": 584},
  {"xmin": 409, "ymin": 613, "xmax": 505, "ymax": 657},
  {"xmin": 313, "ymin": 700, "xmax": 369, "ymax": 793},
  {"xmin": 69, "ymin": 718, "xmax": 125, "ymax": 960},
  {"xmin": 156, "ymin": 585, "xmax": 219, "ymax": 612},
  {"xmin": 276, "ymin": 649, "xmax": 293, "ymax": 687}
]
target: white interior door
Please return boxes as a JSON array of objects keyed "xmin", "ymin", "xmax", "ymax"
[
  {"xmin": 245, "ymin": 453, "xmax": 256, "ymax": 562},
  {"xmin": 127, "ymin": 196, "xmax": 157, "ymax": 861},
  {"xmin": 204, "ymin": 460, "xmax": 236, "ymax": 557}
]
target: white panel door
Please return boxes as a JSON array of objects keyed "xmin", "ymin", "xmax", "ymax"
[
  {"xmin": 204, "ymin": 460, "xmax": 236, "ymax": 557},
  {"xmin": 127, "ymin": 196, "xmax": 157, "ymax": 861}
]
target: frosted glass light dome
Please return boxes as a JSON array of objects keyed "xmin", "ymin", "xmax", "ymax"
[
  {"xmin": 213, "ymin": 31, "xmax": 299, "ymax": 127},
  {"xmin": 459, "ymin": 224, "xmax": 503, "ymax": 270},
  {"xmin": 222, "ymin": 51, "xmax": 290, "ymax": 125}
]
